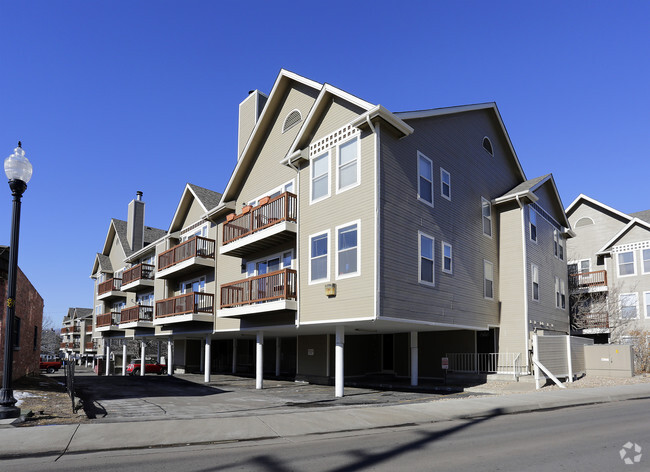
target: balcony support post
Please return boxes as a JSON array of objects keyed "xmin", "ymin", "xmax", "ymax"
[
  {"xmin": 167, "ymin": 337, "xmax": 173, "ymax": 376},
  {"xmin": 204, "ymin": 335, "xmax": 211, "ymax": 383},
  {"xmin": 256, "ymin": 331, "xmax": 264, "ymax": 389},
  {"xmin": 410, "ymin": 331, "xmax": 419, "ymax": 386},
  {"xmin": 275, "ymin": 337, "xmax": 281, "ymax": 377},
  {"xmin": 140, "ymin": 341, "xmax": 146, "ymax": 377},
  {"xmin": 122, "ymin": 343, "xmax": 127, "ymax": 377},
  {"xmin": 105, "ymin": 342, "xmax": 110, "ymax": 376},
  {"xmin": 335, "ymin": 326, "xmax": 344, "ymax": 398},
  {"xmin": 232, "ymin": 338, "xmax": 237, "ymax": 374}
]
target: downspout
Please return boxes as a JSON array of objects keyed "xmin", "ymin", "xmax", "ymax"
[
  {"xmin": 286, "ymin": 157, "xmax": 301, "ymax": 328},
  {"xmin": 365, "ymin": 115, "xmax": 380, "ymax": 321},
  {"xmin": 515, "ymin": 195, "xmax": 530, "ymax": 373}
]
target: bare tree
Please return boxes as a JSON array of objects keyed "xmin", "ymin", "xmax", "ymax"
[{"xmin": 40, "ymin": 316, "xmax": 61, "ymax": 357}]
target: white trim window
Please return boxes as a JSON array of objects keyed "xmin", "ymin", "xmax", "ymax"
[
  {"xmin": 617, "ymin": 250, "xmax": 636, "ymax": 277},
  {"xmin": 337, "ymin": 137, "xmax": 360, "ymax": 193},
  {"xmin": 309, "ymin": 230, "xmax": 329, "ymax": 284},
  {"xmin": 555, "ymin": 277, "xmax": 561, "ymax": 308},
  {"xmin": 529, "ymin": 207, "xmax": 538, "ymax": 242},
  {"xmin": 248, "ymin": 180, "xmax": 295, "ymax": 207},
  {"xmin": 644, "ymin": 291, "xmax": 650, "ymax": 318},
  {"xmin": 558, "ymin": 236, "xmax": 564, "ymax": 261},
  {"xmin": 181, "ymin": 223, "xmax": 208, "ymax": 242},
  {"xmin": 620, "ymin": 292, "xmax": 639, "ymax": 319},
  {"xmin": 417, "ymin": 152, "xmax": 434, "ymax": 207},
  {"xmin": 553, "ymin": 230, "xmax": 559, "ymax": 257},
  {"xmin": 643, "ymin": 248, "xmax": 650, "ymax": 274},
  {"xmin": 484, "ymin": 260, "xmax": 494, "ymax": 300},
  {"xmin": 311, "ymin": 152, "xmax": 330, "ymax": 204},
  {"xmin": 418, "ymin": 232, "xmax": 435, "ymax": 286},
  {"xmin": 440, "ymin": 168, "xmax": 451, "ymax": 201},
  {"xmin": 560, "ymin": 279, "xmax": 566, "ymax": 309},
  {"xmin": 442, "ymin": 242, "xmax": 453, "ymax": 274},
  {"xmin": 531, "ymin": 264, "xmax": 540, "ymax": 301},
  {"xmin": 182, "ymin": 276, "xmax": 206, "ymax": 294},
  {"xmin": 482, "ymin": 197, "xmax": 492, "ymax": 237},
  {"xmin": 336, "ymin": 221, "xmax": 360, "ymax": 279}
]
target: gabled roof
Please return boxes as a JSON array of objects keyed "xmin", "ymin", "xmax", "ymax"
[
  {"xmin": 144, "ymin": 226, "xmax": 167, "ymax": 245},
  {"xmin": 67, "ymin": 307, "xmax": 93, "ymax": 320},
  {"xmin": 91, "ymin": 253, "xmax": 113, "ymax": 277},
  {"xmin": 396, "ymin": 103, "xmax": 526, "ymax": 182},
  {"xmin": 596, "ymin": 217, "xmax": 650, "ymax": 255},
  {"xmin": 168, "ymin": 183, "xmax": 222, "ymax": 232},
  {"xmin": 629, "ymin": 210, "xmax": 650, "ymax": 224},
  {"xmin": 565, "ymin": 194, "xmax": 633, "ymax": 222}
]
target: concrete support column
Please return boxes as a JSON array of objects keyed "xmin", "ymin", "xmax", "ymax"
[
  {"xmin": 335, "ymin": 326, "xmax": 344, "ymax": 398},
  {"xmin": 232, "ymin": 338, "xmax": 237, "ymax": 374},
  {"xmin": 410, "ymin": 331, "xmax": 419, "ymax": 386},
  {"xmin": 200, "ymin": 340, "xmax": 205, "ymax": 373},
  {"xmin": 157, "ymin": 340, "xmax": 161, "ymax": 363},
  {"xmin": 275, "ymin": 337, "xmax": 281, "ymax": 377},
  {"xmin": 140, "ymin": 340, "xmax": 146, "ymax": 377},
  {"xmin": 122, "ymin": 343, "xmax": 127, "ymax": 376},
  {"xmin": 105, "ymin": 342, "xmax": 110, "ymax": 376},
  {"xmin": 167, "ymin": 337, "xmax": 173, "ymax": 376},
  {"xmin": 256, "ymin": 331, "xmax": 264, "ymax": 389},
  {"xmin": 204, "ymin": 335, "xmax": 212, "ymax": 383}
]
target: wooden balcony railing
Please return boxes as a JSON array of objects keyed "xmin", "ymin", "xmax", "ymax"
[
  {"xmin": 223, "ymin": 192, "xmax": 297, "ymax": 245},
  {"xmin": 60, "ymin": 342, "xmax": 67, "ymax": 349},
  {"xmin": 98, "ymin": 277, "xmax": 123, "ymax": 295},
  {"xmin": 86, "ymin": 325, "xmax": 92, "ymax": 333},
  {"xmin": 220, "ymin": 269, "xmax": 297, "ymax": 309},
  {"xmin": 85, "ymin": 341, "xmax": 97, "ymax": 351},
  {"xmin": 97, "ymin": 311, "xmax": 121, "ymax": 327},
  {"xmin": 120, "ymin": 305, "xmax": 154, "ymax": 323},
  {"xmin": 155, "ymin": 292, "xmax": 214, "ymax": 318},
  {"xmin": 569, "ymin": 270, "xmax": 607, "ymax": 290},
  {"xmin": 123, "ymin": 263, "xmax": 155, "ymax": 285},
  {"xmin": 571, "ymin": 312, "xmax": 609, "ymax": 330},
  {"xmin": 158, "ymin": 236, "xmax": 216, "ymax": 271},
  {"xmin": 61, "ymin": 327, "xmax": 70, "ymax": 334}
]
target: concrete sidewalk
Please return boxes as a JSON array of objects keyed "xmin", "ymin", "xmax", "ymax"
[{"xmin": 1, "ymin": 382, "xmax": 649, "ymax": 459}]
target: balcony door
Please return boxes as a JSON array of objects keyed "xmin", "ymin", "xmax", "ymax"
[{"xmin": 182, "ymin": 276, "xmax": 206, "ymax": 294}]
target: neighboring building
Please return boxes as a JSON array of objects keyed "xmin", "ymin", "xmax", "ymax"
[
  {"xmin": 566, "ymin": 194, "xmax": 650, "ymax": 343},
  {"xmin": 91, "ymin": 70, "xmax": 572, "ymax": 394},
  {"xmin": 60, "ymin": 307, "xmax": 94, "ymax": 362},
  {"xmin": 0, "ymin": 246, "xmax": 44, "ymax": 379}
]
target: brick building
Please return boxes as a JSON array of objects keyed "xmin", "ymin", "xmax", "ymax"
[{"xmin": 0, "ymin": 246, "xmax": 44, "ymax": 380}]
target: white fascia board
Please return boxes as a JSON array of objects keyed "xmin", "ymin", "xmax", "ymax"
[
  {"xmin": 125, "ymin": 236, "xmax": 164, "ymax": 263},
  {"xmin": 493, "ymin": 190, "xmax": 538, "ymax": 205},
  {"xmin": 350, "ymin": 105, "xmax": 414, "ymax": 137},
  {"xmin": 203, "ymin": 200, "xmax": 237, "ymax": 220},
  {"xmin": 222, "ymin": 70, "xmax": 323, "ymax": 202},
  {"xmin": 596, "ymin": 218, "xmax": 650, "ymax": 255},
  {"xmin": 397, "ymin": 102, "xmax": 526, "ymax": 181},
  {"xmin": 565, "ymin": 193, "xmax": 633, "ymax": 222}
]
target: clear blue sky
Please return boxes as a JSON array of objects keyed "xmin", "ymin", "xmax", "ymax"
[{"xmin": 1, "ymin": 1, "xmax": 649, "ymax": 325}]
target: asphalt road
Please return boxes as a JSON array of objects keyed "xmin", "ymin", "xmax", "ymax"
[{"xmin": 5, "ymin": 398, "xmax": 650, "ymax": 471}]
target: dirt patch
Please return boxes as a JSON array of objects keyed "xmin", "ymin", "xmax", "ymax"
[{"xmin": 12, "ymin": 374, "xmax": 89, "ymax": 427}]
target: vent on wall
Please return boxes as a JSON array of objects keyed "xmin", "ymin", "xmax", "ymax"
[
  {"xmin": 482, "ymin": 136, "xmax": 493, "ymax": 156},
  {"xmin": 283, "ymin": 110, "xmax": 302, "ymax": 133}
]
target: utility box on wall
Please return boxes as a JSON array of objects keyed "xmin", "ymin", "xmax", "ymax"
[{"xmin": 584, "ymin": 344, "xmax": 634, "ymax": 378}]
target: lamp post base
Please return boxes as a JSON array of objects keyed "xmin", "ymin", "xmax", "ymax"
[{"xmin": 0, "ymin": 406, "xmax": 20, "ymax": 419}]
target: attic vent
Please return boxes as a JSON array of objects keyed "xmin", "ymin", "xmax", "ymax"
[
  {"xmin": 482, "ymin": 137, "xmax": 493, "ymax": 156},
  {"xmin": 575, "ymin": 217, "xmax": 594, "ymax": 227},
  {"xmin": 283, "ymin": 109, "xmax": 302, "ymax": 133}
]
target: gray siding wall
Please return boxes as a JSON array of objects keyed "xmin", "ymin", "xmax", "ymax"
[
  {"xmin": 379, "ymin": 110, "xmax": 523, "ymax": 329},
  {"xmin": 297, "ymin": 97, "xmax": 376, "ymax": 323}
]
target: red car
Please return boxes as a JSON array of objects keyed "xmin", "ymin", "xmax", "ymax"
[{"xmin": 126, "ymin": 358, "xmax": 167, "ymax": 375}]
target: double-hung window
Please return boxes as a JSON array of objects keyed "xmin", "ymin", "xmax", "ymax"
[
  {"xmin": 643, "ymin": 249, "xmax": 650, "ymax": 274},
  {"xmin": 311, "ymin": 152, "xmax": 330, "ymax": 203},
  {"xmin": 529, "ymin": 207, "xmax": 537, "ymax": 242},
  {"xmin": 419, "ymin": 232, "xmax": 435, "ymax": 286},
  {"xmin": 336, "ymin": 222, "xmax": 359, "ymax": 278},
  {"xmin": 553, "ymin": 230, "xmax": 559, "ymax": 257},
  {"xmin": 309, "ymin": 231, "xmax": 329, "ymax": 283},
  {"xmin": 531, "ymin": 264, "xmax": 539, "ymax": 301},
  {"xmin": 440, "ymin": 168, "xmax": 451, "ymax": 201},
  {"xmin": 620, "ymin": 293, "xmax": 639, "ymax": 319},
  {"xmin": 484, "ymin": 260, "xmax": 494, "ymax": 299},
  {"xmin": 555, "ymin": 277, "xmax": 561, "ymax": 308},
  {"xmin": 482, "ymin": 198, "xmax": 492, "ymax": 237},
  {"xmin": 417, "ymin": 152, "xmax": 433, "ymax": 206},
  {"xmin": 442, "ymin": 242, "xmax": 452, "ymax": 274},
  {"xmin": 617, "ymin": 251, "xmax": 636, "ymax": 276},
  {"xmin": 337, "ymin": 137, "xmax": 359, "ymax": 192},
  {"xmin": 644, "ymin": 292, "xmax": 650, "ymax": 318},
  {"xmin": 560, "ymin": 279, "xmax": 566, "ymax": 309}
]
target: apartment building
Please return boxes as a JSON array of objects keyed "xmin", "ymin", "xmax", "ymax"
[
  {"xmin": 90, "ymin": 70, "xmax": 572, "ymax": 395},
  {"xmin": 60, "ymin": 307, "xmax": 93, "ymax": 362},
  {"xmin": 566, "ymin": 194, "xmax": 650, "ymax": 343}
]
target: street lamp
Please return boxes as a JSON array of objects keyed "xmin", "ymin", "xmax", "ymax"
[{"xmin": 0, "ymin": 142, "xmax": 32, "ymax": 419}]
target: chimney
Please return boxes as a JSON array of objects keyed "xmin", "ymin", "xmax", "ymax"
[
  {"xmin": 237, "ymin": 89, "xmax": 268, "ymax": 159},
  {"xmin": 127, "ymin": 191, "xmax": 145, "ymax": 252}
]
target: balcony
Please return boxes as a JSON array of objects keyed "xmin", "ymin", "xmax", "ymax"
[
  {"xmin": 221, "ymin": 192, "xmax": 297, "ymax": 257},
  {"xmin": 569, "ymin": 270, "xmax": 608, "ymax": 292},
  {"xmin": 119, "ymin": 305, "xmax": 154, "ymax": 329},
  {"xmin": 86, "ymin": 324, "xmax": 92, "ymax": 333},
  {"xmin": 154, "ymin": 292, "xmax": 214, "ymax": 325},
  {"xmin": 85, "ymin": 341, "xmax": 97, "ymax": 351},
  {"xmin": 218, "ymin": 269, "xmax": 297, "ymax": 318},
  {"xmin": 156, "ymin": 236, "xmax": 216, "ymax": 279},
  {"xmin": 122, "ymin": 263, "xmax": 155, "ymax": 292},
  {"xmin": 96, "ymin": 312, "xmax": 122, "ymax": 332},
  {"xmin": 97, "ymin": 277, "xmax": 126, "ymax": 301},
  {"xmin": 571, "ymin": 312, "xmax": 609, "ymax": 332}
]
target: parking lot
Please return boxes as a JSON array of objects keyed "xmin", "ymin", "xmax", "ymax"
[{"xmin": 72, "ymin": 367, "xmax": 481, "ymax": 422}]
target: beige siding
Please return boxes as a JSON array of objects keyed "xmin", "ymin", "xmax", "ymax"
[
  {"xmin": 379, "ymin": 109, "xmax": 522, "ymax": 329},
  {"xmin": 298, "ymin": 97, "xmax": 376, "ymax": 323},
  {"xmin": 183, "ymin": 199, "xmax": 207, "ymax": 229},
  {"xmin": 567, "ymin": 202, "xmax": 628, "ymax": 265}
]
